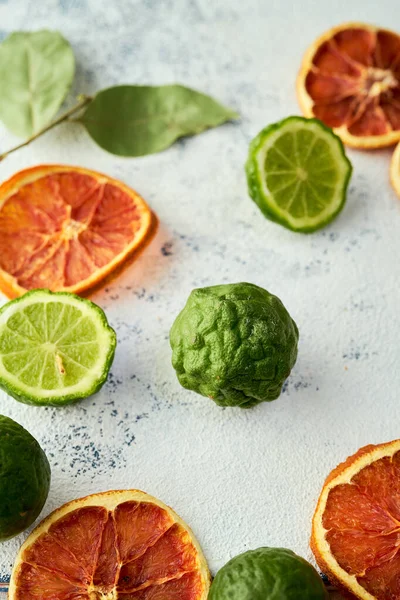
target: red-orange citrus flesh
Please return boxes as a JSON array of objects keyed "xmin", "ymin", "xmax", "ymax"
[
  {"xmin": 297, "ymin": 23, "xmax": 400, "ymax": 148},
  {"xmin": 9, "ymin": 490, "xmax": 210, "ymax": 600},
  {"xmin": 0, "ymin": 165, "xmax": 157, "ymax": 299},
  {"xmin": 311, "ymin": 439, "xmax": 400, "ymax": 599}
]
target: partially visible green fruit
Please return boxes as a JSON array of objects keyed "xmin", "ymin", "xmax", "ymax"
[
  {"xmin": 0, "ymin": 415, "xmax": 50, "ymax": 541},
  {"xmin": 209, "ymin": 547, "xmax": 329, "ymax": 600},
  {"xmin": 170, "ymin": 282, "xmax": 298, "ymax": 408}
]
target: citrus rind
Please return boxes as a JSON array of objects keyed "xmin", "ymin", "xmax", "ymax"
[{"xmin": 390, "ymin": 141, "xmax": 400, "ymax": 198}]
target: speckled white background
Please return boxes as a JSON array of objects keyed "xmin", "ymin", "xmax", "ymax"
[{"xmin": 0, "ymin": 1, "xmax": 400, "ymax": 598}]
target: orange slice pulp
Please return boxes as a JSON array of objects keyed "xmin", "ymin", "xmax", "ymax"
[
  {"xmin": 9, "ymin": 490, "xmax": 210, "ymax": 600},
  {"xmin": 0, "ymin": 165, "xmax": 157, "ymax": 299},
  {"xmin": 311, "ymin": 439, "xmax": 400, "ymax": 599},
  {"xmin": 297, "ymin": 22, "xmax": 400, "ymax": 148}
]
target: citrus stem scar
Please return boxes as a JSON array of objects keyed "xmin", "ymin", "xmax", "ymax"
[{"xmin": 0, "ymin": 95, "xmax": 93, "ymax": 162}]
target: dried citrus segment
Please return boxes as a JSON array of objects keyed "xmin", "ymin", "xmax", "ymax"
[
  {"xmin": 118, "ymin": 524, "xmax": 198, "ymax": 591},
  {"xmin": 0, "ymin": 165, "xmax": 157, "ymax": 299},
  {"xmin": 119, "ymin": 572, "xmax": 204, "ymax": 599},
  {"xmin": 9, "ymin": 490, "xmax": 210, "ymax": 600},
  {"xmin": 297, "ymin": 23, "xmax": 400, "ymax": 148},
  {"xmin": 311, "ymin": 439, "xmax": 400, "ymax": 599},
  {"xmin": 390, "ymin": 141, "xmax": 400, "ymax": 198}
]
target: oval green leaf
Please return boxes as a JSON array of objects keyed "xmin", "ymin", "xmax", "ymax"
[
  {"xmin": 80, "ymin": 84, "xmax": 239, "ymax": 157},
  {"xmin": 0, "ymin": 30, "xmax": 75, "ymax": 137}
]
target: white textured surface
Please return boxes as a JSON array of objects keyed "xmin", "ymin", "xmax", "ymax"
[{"xmin": 0, "ymin": 1, "xmax": 400, "ymax": 598}]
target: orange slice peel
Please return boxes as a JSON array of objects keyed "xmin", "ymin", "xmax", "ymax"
[
  {"xmin": 9, "ymin": 489, "xmax": 211, "ymax": 600},
  {"xmin": 311, "ymin": 439, "xmax": 400, "ymax": 599},
  {"xmin": 297, "ymin": 22, "xmax": 400, "ymax": 148},
  {"xmin": 0, "ymin": 165, "xmax": 157, "ymax": 299},
  {"xmin": 390, "ymin": 141, "xmax": 400, "ymax": 198}
]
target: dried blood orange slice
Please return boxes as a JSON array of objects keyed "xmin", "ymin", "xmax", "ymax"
[
  {"xmin": 0, "ymin": 165, "xmax": 157, "ymax": 299},
  {"xmin": 311, "ymin": 439, "xmax": 400, "ymax": 599},
  {"xmin": 390, "ymin": 141, "xmax": 400, "ymax": 198},
  {"xmin": 9, "ymin": 490, "xmax": 210, "ymax": 600},
  {"xmin": 297, "ymin": 22, "xmax": 400, "ymax": 148}
]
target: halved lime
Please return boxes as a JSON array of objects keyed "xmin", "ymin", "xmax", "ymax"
[
  {"xmin": 0, "ymin": 290, "xmax": 116, "ymax": 406},
  {"xmin": 245, "ymin": 116, "xmax": 352, "ymax": 233}
]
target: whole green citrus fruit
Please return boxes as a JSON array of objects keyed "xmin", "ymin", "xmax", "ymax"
[
  {"xmin": 0, "ymin": 415, "xmax": 50, "ymax": 541},
  {"xmin": 170, "ymin": 282, "xmax": 298, "ymax": 408},
  {"xmin": 209, "ymin": 548, "xmax": 329, "ymax": 600}
]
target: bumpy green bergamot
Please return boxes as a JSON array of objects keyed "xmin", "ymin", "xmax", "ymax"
[
  {"xmin": 0, "ymin": 415, "xmax": 50, "ymax": 540},
  {"xmin": 170, "ymin": 282, "xmax": 299, "ymax": 408},
  {"xmin": 209, "ymin": 548, "xmax": 328, "ymax": 600}
]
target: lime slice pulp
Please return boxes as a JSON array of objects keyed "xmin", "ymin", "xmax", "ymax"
[
  {"xmin": 0, "ymin": 289, "xmax": 116, "ymax": 406},
  {"xmin": 245, "ymin": 116, "xmax": 353, "ymax": 233}
]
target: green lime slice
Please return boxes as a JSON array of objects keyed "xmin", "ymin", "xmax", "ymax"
[
  {"xmin": 245, "ymin": 116, "xmax": 352, "ymax": 233},
  {"xmin": 0, "ymin": 290, "xmax": 116, "ymax": 406}
]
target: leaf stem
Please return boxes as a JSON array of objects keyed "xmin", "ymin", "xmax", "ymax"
[{"xmin": 0, "ymin": 95, "xmax": 93, "ymax": 162}]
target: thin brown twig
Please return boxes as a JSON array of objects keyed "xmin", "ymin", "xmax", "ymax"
[{"xmin": 0, "ymin": 95, "xmax": 93, "ymax": 162}]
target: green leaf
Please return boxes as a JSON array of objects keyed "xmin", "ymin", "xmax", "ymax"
[
  {"xmin": 0, "ymin": 30, "xmax": 75, "ymax": 138},
  {"xmin": 80, "ymin": 84, "xmax": 239, "ymax": 157}
]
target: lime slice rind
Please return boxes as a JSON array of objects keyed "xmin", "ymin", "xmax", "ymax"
[
  {"xmin": 0, "ymin": 289, "xmax": 116, "ymax": 406},
  {"xmin": 245, "ymin": 116, "xmax": 352, "ymax": 233}
]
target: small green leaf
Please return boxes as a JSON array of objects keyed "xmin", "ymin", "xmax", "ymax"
[
  {"xmin": 0, "ymin": 30, "xmax": 75, "ymax": 138},
  {"xmin": 80, "ymin": 84, "xmax": 239, "ymax": 157}
]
